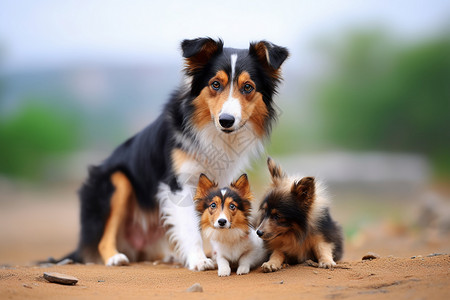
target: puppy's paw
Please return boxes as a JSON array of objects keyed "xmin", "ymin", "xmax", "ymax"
[
  {"xmin": 106, "ymin": 253, "xmax": 130, "ymax": 266},
  {"xmin": 318, "ymin": 260, "xmax": 336, "ymax": 269},
  {"xmin": 262, "ymin": 261, "xmax": 282, "ymax": 273},
  {"xmin": 236, "ymin": 265, "xmax": 250, "ymax": 275},
  {"xmin": 218, "ymin": 265, "xmax": 231, "ymax": 277}
]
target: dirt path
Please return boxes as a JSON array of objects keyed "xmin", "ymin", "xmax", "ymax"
[
  {"xmin": 1, "ymin": 255, "xmax": 449, "ymax": 299},
  {"xmin": 1, "ymin": 184, "xmax": 449, "ymax": 299}
]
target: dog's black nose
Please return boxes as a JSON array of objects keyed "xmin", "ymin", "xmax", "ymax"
[
  {"xmin": 256, "ymin": 230, "xmax": 264, "ymax": 237},
  {"xmin": 219, "ymin": 114, "xmax": 235, "ymax": 129},
  {"xmin": 218, "ymin": 219, "xmax": 227, "ymax": 227}
]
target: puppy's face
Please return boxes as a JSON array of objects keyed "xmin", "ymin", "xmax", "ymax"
[
  {"xmin": 194, "ymin": 173, "xmax": 252, "ymax": 232},
  {"xmin": 256, "ymin": 158, "xmax": 316, "ymax": 242},
  {"xmin": 181, "ymin": 38, "xmax": 289, "ymax": 137}
]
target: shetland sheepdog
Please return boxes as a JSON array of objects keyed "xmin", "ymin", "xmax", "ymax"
[
  {"xmin": 57, "ymin": 38, "xmax": 289, "ymax": 270},
  {"xmin": 194, "ymin": 173, "xmax": 267, "ymax": 276},
  {"xmin": 256, "ymin": 157, "xmax": 343, "ymax": 272}
]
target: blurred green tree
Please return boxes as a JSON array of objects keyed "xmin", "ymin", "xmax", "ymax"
[
  {"xmin": 0, "ymin": 100, "xmax": 82, "ymax": 180},
  {"xmin": 315, "ymin": 30, "xmax": 450, "ymax": 177}
]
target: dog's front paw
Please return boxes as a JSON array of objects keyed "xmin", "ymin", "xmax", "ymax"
[
  {"xmin": 106, "ymin": 253, "xmax": 130, "ymax": 266},
  {"xmin": 196, "ymin": 258, "xmax": 215, "ymax": 271},
  {"xmin": 262, "ymin": 261, "xmax": 282, "ymax": 273},
  {"xmin": 218, "ymin": 265, "xmax": 231, "ymax": 277},
  {"xmin": 318, "ymin": 260, "xmax": 336, "ymax": 269},
  {"xmin": 187, "ymin": 253, "xmax": 215, "ymax": 271},
  {"xmin": 236, "ymin": 265, "xmax": 250, "ymax": 275}
]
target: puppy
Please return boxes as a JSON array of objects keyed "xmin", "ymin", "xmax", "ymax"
[
  {"xmin": 195, "ymin": 173, "xmax": 267, "ymax": 276},
  {"xmin": 256, "ymin": 157, "xmax": 343, "ymax": 272}
]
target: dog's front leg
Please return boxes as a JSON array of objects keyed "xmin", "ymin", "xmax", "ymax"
[
  {"xmin": 236, "ymin": 253, "xmax": 252, "ymax": 275},
  {"xmin": 262, "ymin": 249, "xmax": 285, "ymax": 272},
  {"xmin": 159, "ymin": 184, "xmax": 214, "ymax": 271},
  {"xmin": 216, "ymin": 254, "xmax": 231, "ymax": 277},
  {"xmin": 314, "ymin": 240, "xmax": 336, "ymax": 269}
]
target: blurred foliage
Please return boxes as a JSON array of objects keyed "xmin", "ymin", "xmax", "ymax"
[
  {"xmin": 0, "ymin": 100, "xmax": 82, "ymax": 180},
  {"xmin": 314, "ymin": 30, "xmax": 450, "ymax": 177}
]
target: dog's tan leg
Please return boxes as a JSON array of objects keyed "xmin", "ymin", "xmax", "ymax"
[
  {"xmin": 313, "ymin": 238, "xmax": 336, "ymax": 269},
  {"xmin": 262, "ymin": 249, "xmax": 285, "ymax": 272},
  {"xmin": 98, "ymin": 171, "xmax": 132, "ymax": 266}
]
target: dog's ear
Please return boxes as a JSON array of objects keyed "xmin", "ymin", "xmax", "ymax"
[
  {"xmin": 231, "ymin": 174, "xmax": 252, "ymax": 200},
  {"xmin": 194, "ymin": 173, "xmax": 217, "ymax": 203},
  {"xmin": 249, "ymin": 41, "xmax": 289, "ymax": 78},
  {"xmin": 181, "ymin": 37, "xmax": 223, "ymax": 76},
  {"xmin": 267, "ymin": 157, "xmax": 286, "ymax": 184},
  {"xmin": 291, "ymin": 176, "xmax": 315, "ymax": 206}
]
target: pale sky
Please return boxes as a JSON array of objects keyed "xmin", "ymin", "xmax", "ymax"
[{"xmin": 0, "ymin": 0, "xmax": 449, "ymax": 71}]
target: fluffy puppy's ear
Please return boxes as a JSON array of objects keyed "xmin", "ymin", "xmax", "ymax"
[
  {"xmin": 181, "ymin": 37, "xmax": 223, "ymax": 76},
  {"xmin": 231, "ymin": 174, "xmax": 253, "ymax": 200},
  {"xmin": 291, "ymin": 176, "xmax": 315, "ymax": 206},
  {"xmin": 267, "ymin": 157, "xmax": 286, "ymax": 184},
  {"xmin": 249, "ymin": 41, "xmax": 289, "ymax": 78},
  {"xmin": 194, "ymin": 173, "xmax": 217, "ymax": 212}
]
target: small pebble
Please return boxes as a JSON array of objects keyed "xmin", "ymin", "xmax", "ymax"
[
  {"xmin": 411, "ymin": 255, "xmax": 422, "ymax": 259},
  {"xmin": 43, "ymin": 272, "xmax": 78, "ymax": 285},
  {"xmin": 426, "ymin": 253, "xmax": 446, "ymax": 257},
  {"xmin": 56, "ymin": 258, "xmax": 73, "ymax": 266},
  {"xmin": 186, "ymin": 283, "xmax": 203, "ymax": 293},
  {"xmin": 313, "ymin": 271, "xmax": 318, "ymax": 275},
  {"xmin": 39, "ymin": 263, "xmax": 55, "ymax": 268},
  {"xmin": 362, "ymin": 252, "xmax": 380, "ymax": 260},
  {"xmin": 22, "ymin": 284, "xmax": 32, "ymax": 289}
]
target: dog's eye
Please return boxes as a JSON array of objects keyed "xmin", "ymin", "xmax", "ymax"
[
  {"xmin": 229, "ymin": 203, "xmax": 236, "ymax": 210},
  {"xmin": 210, "ymin": 203, "xmax": 217, "ymax": 209},
  {"xmin": 211, "ymin": 81, "xmax": 221, "ymax": 91},
  {"xmin": 242, "ymin": 83, "xmax": 254, "ymax": 94},
  {"xmin": 272, "ymin": 214, "xmax": 279, "ymax": 220}
]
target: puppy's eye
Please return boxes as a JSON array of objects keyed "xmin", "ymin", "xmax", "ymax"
[
  {"xmin": 210, "ymin": 203, "xmax": 217, "ymax": 209},
  {"xmin": 211, "ymin": 81, "xmax": 221, "ymax": 91},
  {"xmin": 242, "ymin": 83, "xmax": 254, "ymax": 94},
  {"xmin": 229, "ymin": 203, "xmax": 236, "ymax": 210},
  {"xmin": 272, "ymin": 214, "xmax": 279, "ymax": 220}
]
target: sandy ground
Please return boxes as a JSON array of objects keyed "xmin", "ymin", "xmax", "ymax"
[
  {"xmin": 1, "ymin": 255, "xmax": 449, "ymax": 300},
  {"xmin": 1, "ymin": 183, "xmax": 449, "ymax": 299}
]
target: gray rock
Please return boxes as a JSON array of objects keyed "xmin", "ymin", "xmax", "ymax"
[
  {"xmin": 362, "ymin": 252, "xmax": 380, "ymax": 260},
  {"xmin": 43, "ymin": 272, "xmax": 78, "ymax": 285},
  {"xmin": 426, "ymin": 253, "xmax": 446, "ymax": 257},
  {"xmin": 56, "ymin": 258, "xmax": 73, "ymax": 266},
  {"xmin": 186, "ymin": 283, "xmax": 203, "ymax": 293}
]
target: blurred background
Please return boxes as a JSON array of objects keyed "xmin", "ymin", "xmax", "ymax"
[{"xmin": 1, "ymin": 0, "xmax": 449, "ymax": 264}]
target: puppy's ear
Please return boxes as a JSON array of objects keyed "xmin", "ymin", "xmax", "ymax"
[
  {"xmin": 231, "ymin": 174, "xmax": 252, "ymax": 200},
  {"xmin": 267, "ymin": 157, "xmax": 286, "ymax": 184},
  {"xmin": 249, "ymin": 41, "xmax": 289, "ymax": 78},
  {"xmin": 181, "ymin": 37, "xmax": 223, "ymax": 76},
  {"xmin": 195, "ymin": 173, "xmax": 217, "ymax": 202},
  {"xmin": 291, "ymin": 176, "xmax": 315, "ymax": 206}
]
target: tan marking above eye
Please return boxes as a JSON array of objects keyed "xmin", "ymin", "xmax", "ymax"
[
  {"xmin": 237, "ymin": 72, "xmax": 256, "ymax": 95},
  {"xmin": 208, "ymin": 70, "xmax": 229, "ymax": 92}
]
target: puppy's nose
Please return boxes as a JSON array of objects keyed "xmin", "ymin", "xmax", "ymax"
[
  {"xmin": 218, "ymin": 218, "xmax": 227, "ymax": 227},
  {"xmin": 219, "ymin": 114, "xmax": 235, "ymax": 128},
  {"xmin": 256, "ymin": 230, "xmax": 264, "ymax": 237}
]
